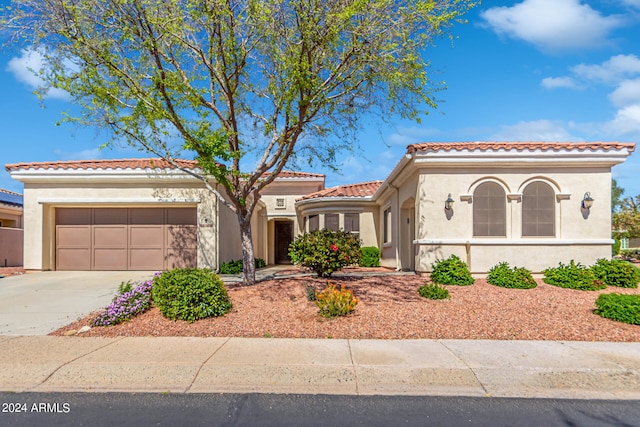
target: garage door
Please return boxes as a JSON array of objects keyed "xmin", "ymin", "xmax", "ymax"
[{"xmin": 56, "ymin": 208, "xmax": 197, "ymax": 270}]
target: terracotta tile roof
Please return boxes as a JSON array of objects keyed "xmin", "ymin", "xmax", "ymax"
[
  {"xmin": 274, "ymin": 171, "xmax": 325, "ymax": 179},
  {"xmin": 406, "ymin": 141, "xmax": 636, "ymax": 154},
  {"xmin": 298, "ymin": 181, "xmax": 383, "ymax": 201},
  {"xmin": 4, "ymin": 159, "xmax": 325, "ymax": 181},
  {"xmin": 4, "ymin": 158, "xmax": 200, "ymax": 172}
]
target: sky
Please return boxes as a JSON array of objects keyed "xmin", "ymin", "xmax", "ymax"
[{"xmin": 1, "ymin": 0, "xmax": 639, "ymax": 200}]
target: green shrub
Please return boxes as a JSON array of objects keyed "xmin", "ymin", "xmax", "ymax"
[
  {"xmin": 620, "ymin": 249, "xmax": 640, "ymax": 261},
  {"xmin": 315, "ymin": 282, "xmax": 358, "ymax": 318},
  {"xmin": 218, "ymin": 258, "xmax": 266, "ymax": 274},
  {"xmin": 542, "ymin": 260, "xmax": 606, "ymax": 291},
  {"xmin": 592, "ymin": 258, "xmax": 640, "ymax": 289},
  {"xmin": 289, "ymin": 229, "xmax": 361, "ymax": 277},
  {"xmin": 487, "ymin": 262, "xmax": 537, "ymax": 289},
  {"xmin": 305, "ymin": 284, "xmax": 317, "ymax": 301},
  {"xmin": 152, "ymin": 268, "xmax": 232, "ymax": 323},
  {"xmin": 359, "ymin": 246, "xmax": 380, "ymax": 267},
  {"xmin": 430, "ymin": 255, "xmax": 474, "ymax": 286},
  {"xmin": 595, "ymin": 293, "xmax": 640, "ymax": 325},
  {"xmin": 418, "ymin": 283, "xmax": 450, "ymax": 300},
  {"xmin": 612, "ymin": 238, "xmax": 621, "ymax": 257}
]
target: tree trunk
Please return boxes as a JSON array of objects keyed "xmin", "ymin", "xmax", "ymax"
[{"xmin": 238, "ymin": 214, "xmax": 256, "ymax": 286}]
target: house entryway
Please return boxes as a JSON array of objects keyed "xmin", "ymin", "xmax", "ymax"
[{"xmin": 274, "ymin": 220, "xmax": 293, "ymax": 264}]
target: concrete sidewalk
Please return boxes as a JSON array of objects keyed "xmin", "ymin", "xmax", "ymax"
[{"xmin": 1, "ymin": 336, "xmax": 639, "ymax": 399}]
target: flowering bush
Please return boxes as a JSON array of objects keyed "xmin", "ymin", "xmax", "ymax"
[
  {"xmin": 315, "ymin": 282, "xmax": 359, "ymax": 318},
  {"xmin": 289, "ymin": 229, "xmax": 361, "ymax": 277},
  {"xmin": 92, "ymin": 279, "xmax": 153, "ymax": 326}
]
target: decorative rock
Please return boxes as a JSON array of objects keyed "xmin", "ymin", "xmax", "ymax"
[
  {"xmin": 64, "ymin": 330, "xmax": 77, "ymax": 336},
  {"xmin": 77, "ymin": 326, "xmax": 91, "ymax": 334}
]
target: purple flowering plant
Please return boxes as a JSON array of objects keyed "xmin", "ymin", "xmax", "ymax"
[{"xmin": 92, "ymin": 276, "xmax": 156, "ymax": 327}]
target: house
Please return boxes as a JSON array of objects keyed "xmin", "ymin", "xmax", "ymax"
[
  {"xmin": 5, "ymin": 141, "xmax": 636, "ymax": 273},
  {"xmin": 0, "ymin": 188, "xmax": 24, "ymax": 267}
]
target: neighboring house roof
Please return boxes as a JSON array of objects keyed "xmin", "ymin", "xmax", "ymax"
[
  {"xmin": 0, "ymin": 188, "xmax": 23, "ymax": 207},
  {"xmin": 407, "ymin": 141, "xmax": 636, "ymax": 154},
  {"xmin": 297, "ymin": 181, "xmax": 383, "ymax": 202}
]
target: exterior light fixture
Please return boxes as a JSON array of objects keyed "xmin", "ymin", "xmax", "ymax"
[
  {"xmin": 445, "ymin": 193, "xmax": 455, "ymax": 210},
  {"xmin": 582, "ymin": 192, "xmax": 594, "ymax": 210}
]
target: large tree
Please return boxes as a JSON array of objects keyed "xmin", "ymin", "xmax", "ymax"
[
  {"xmin": 613, "ymin": 195, "xmax": 640, "ymax": 240},
  {"xmin": 1, "ymin": 0, "xmax": 475, "ymax": 285},
  {"xmin": 612, "ymin": 179, "xmax": 624, "ymax": 213}
]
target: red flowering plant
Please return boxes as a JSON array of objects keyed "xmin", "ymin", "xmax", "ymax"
[{"xmin": 289, "ymin": 229, "xmax": 361, "ymax": 277}]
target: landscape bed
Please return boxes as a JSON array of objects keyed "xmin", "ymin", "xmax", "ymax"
[{"xmin": 52, "ymin": 270, "xmax": 640, "ymax": 342}]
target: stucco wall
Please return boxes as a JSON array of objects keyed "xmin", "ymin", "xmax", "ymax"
[
  {"xmin": 0, "ymin": 228, "xmax": 23, "ymax": 267},
  {"xmin": 21, "ymin": 181, "xmax": 217, "ymax": 271},
  {"xmin": 378, "ymin": 172, "xmax": 419, "ymax": 270},
  {"xmin": 413, "ymin": 166, "xmax": 614, "ymax": 273}
]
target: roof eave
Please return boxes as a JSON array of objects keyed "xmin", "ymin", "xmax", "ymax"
[
  {"xmin": 372, "ymin": 153, "xmax": 413, "ymax": 201},
  {"xmin": 295, "ymin": 196, "xmax": 374, "ymax": 206},
  {"xmin": 8, "ymin": 168, "xmax": 201, "ymax": 184}
]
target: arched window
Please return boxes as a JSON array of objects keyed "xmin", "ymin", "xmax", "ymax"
[
  {"xmin": 522, "ymin": 182, "xmax": 555, "ymax": 237},
  {"xmin": 473, "ymin": 182, "xmax": 506, "ymax": 237}
]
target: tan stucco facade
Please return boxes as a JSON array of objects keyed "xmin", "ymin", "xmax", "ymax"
[
  {"xmin": 374, "ymin": 143, "xmax": 634, "ymax": 274},
  {"xmin": 7, "ymin": 142, "xmax": 636, "ymax": 273},
  {"xmin": 9, "ymin": 165, "xmax": 325, "ymax": 271}
]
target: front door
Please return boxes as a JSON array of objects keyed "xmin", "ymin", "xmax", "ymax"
[{"xmin": 274, "ymin": 221, "xmax": 293, "ymax": 264}]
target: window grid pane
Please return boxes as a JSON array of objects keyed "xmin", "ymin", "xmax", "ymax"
[
  {"xmin": 522, "ymin": 182, "xmax": 555, "ymax": 237},
  {"xmin": 344, "ymin": 213, "xmax": 359, "ymax": 233},
  {"xmin": 473, "ymin": 182, "xmax": 506, "ymax": 237},
  {"xmin": 324, "ymin": 214, "xmax": 339, "ymax": 231},
  {"xmin": 308, "ymin": 215, "xmax": 319, "ymax": 232},
  {"xmin": 383, "ymin": 208, "xmax": 391, "ymax": 243}
]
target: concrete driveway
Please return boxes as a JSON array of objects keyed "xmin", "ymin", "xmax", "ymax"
[{"xmin": 0, "ymin": 271, "xmax": 154, "ymax": 335}]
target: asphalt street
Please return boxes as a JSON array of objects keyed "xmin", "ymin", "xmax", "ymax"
[{"xmin": 1, "ymin": 393, "xmax": 639, "ymax": 427}]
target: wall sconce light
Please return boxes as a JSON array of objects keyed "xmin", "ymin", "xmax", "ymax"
[
  {"xmin": 581, "ymin": 192, "xmax": 594, "ymax": 210},
  {"xmin": 445, "ymin": 193, "xmax": 455, "ymax": 210}
]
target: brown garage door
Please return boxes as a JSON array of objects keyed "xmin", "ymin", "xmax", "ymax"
[{"xmin": 56, "ymin": 208, "xmax": 197, "ymax": 271}]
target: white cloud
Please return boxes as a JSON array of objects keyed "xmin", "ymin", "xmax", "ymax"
[
  {"xmin": 481, "ymin": 0, "xmax": 624, "ymax": 52},
  {"xmin": 621, "ymin": 0, "xmax": 640, "ymax": 8},
  {"xmin": 541, "ymin": 76, "xmax": 579, "ymax": 89},
  {"xmin": 609, "ymin": 79, "xmax": 640, "ymax": 108},
  {"xmin": 571, "ymin": 54, "xmax": 640, "ymax": 84},
  {"xmin": 488, "ymin": 120, "xmax": 581, "ymax": 141},
  {"xmin": 6, "ymin": 48, "xmax": 71, "ymax": 100},
  {"xmin": 605, "ymin": 104, "xmax": 640, "ymax": 136},
  {"xmin": 384, "ymin": 126, "xmax": 441, "ymax": 146}
]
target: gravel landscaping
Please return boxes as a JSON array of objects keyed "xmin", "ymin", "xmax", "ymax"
[{"xmin": 51, "ymin": 267, "xmax": 640, "ymax": 341}]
